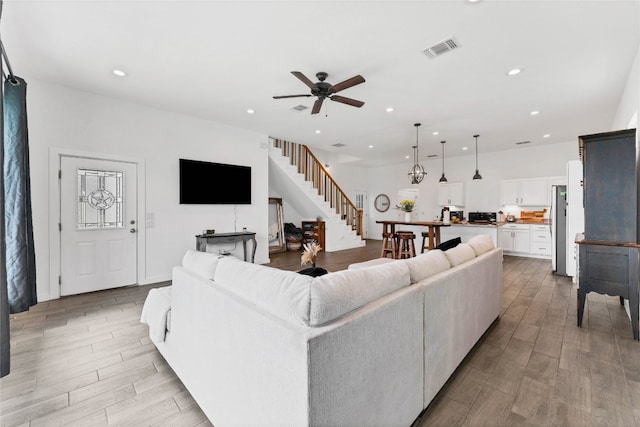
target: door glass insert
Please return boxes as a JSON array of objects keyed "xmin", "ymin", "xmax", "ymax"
[{"xmin": 77, "ymin": 169, "xmax": 124, "ymax": 230}]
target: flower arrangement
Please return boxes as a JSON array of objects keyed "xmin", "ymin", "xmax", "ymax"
[
  {"xmin": 396, "ymin": 199, "xmax": 415, "ymax": 213},
  {"xmin": 301, "ymin": 241, "xmax": 323, "ymax": 268}
]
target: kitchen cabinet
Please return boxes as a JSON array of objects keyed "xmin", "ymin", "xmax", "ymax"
[
  {"xmin": 498, "ymin": 224, "xmax": 530, "ymax": 253},
  {"xmin": 500, "ymin": 178, "xmax": 548, "ymax": 206},
  {"xmin": 438, "ymin": 182, "xmax": 464, "ymax": 206},
  {"xmin": 529, "ymin": 224, "xmax": 552, "ymax": 257}
]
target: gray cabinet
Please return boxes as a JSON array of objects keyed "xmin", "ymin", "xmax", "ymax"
[{"xmin": 577, "ymin": 128, "xmax": 639, "ymax": 340}]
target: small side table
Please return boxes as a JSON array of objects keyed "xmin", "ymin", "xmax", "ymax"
[{"xmin": 196, "ymin": 231, "xmax": 257, "ymax": 263}]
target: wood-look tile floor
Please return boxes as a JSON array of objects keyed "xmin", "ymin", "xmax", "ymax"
[{"xmin": 1, "ymin": 242, "xmax": 639, "ymax": 426}]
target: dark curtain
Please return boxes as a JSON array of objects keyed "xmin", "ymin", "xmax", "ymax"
[
  {"xmin": 3, "ymin": 76, "xmax": 36, "ymax": 318},
  {"xmin": 0, "ymin": 66, "xmax": 8, "ymax": 378}
]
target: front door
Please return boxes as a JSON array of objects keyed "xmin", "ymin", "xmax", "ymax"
[
  {"xmin": 60, "ymin": 156, "xmax": 137, "ymax": 296},
  {"xmin": 354, "ymin": 190, "xmax": 368, "ymax": 238}
]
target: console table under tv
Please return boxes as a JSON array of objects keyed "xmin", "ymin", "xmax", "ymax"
[{"xmin": 195, "ymin": 231, "xmax": 257, "ymax": 263}]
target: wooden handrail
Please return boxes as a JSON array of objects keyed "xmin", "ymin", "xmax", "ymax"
[{"xmin": 273, "ymin": 139, "xmax": 364, "ymax": 239}]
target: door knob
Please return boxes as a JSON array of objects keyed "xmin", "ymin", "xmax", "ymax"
[{"xmin": 130, "ymin": 228, "xmax": 136, "ymax": 233}]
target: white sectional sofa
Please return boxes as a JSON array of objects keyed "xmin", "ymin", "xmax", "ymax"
[{"xmin": 142, "ymin": 235, "xmax": 503, "ymax": 426}]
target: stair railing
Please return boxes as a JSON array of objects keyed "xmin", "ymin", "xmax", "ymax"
[{"xmin": 273, "ymin": 139, "xmax": 363, "ymax": 239}]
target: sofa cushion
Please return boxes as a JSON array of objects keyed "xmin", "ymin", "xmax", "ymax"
[
  {"xmin": 402, "ymin": 250, "xmax": 451, "ymax": 283},
  {"xmin": 182, "ymin": 250, "xmax": 221, "ymax": 280},
  {"xmin": 213, "ymin": 256, "xmax": 313, "ymax": 325},
  {"xmin": 467, "ymin": 235, "xmax": 495, "ymax": 256},
  {"xmin": 443, "ymin": 243, "xmax": 476, "ymax": 267},
  {"xmin": 309, "ymin": 261, "xmax": 411, "ymax": 326},
  {"xmin": 435, "ymin": 237, "xmax": 461, "ymax": 251}
]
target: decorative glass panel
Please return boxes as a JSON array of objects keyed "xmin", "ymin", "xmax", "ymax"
[{"xmin": 77, "ymin": 169, "xmax": 124, "ymax": 230}]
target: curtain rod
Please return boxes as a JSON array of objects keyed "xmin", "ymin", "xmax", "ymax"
[{"xmin": 0, "ymin": 40, "xmax": 16, "ymax": 82}]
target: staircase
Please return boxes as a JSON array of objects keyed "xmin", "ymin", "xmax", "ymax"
[{"xmin": 269, "ymin": 138, "xmax": 365, "ymax": 252}]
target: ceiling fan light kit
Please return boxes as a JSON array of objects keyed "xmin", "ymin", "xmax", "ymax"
[
  {"xmin": 408, "ymin": 123, "xmax": 426, "ymax": 184},
  {"xmin": 273, "ymin": 71, "xmax": 366, "ymax": 115},
  {"xmin": 472, "ymin": 134, "xmax": 483, "ymax": 180}
]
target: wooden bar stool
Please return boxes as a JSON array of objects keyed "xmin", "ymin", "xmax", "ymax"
[
  {"xmin": 420, "ymin": 227, "xmax": 441, "ymax": 253},
  {"xmin": 380, "ymin": 232, "xmax": 398, "ymax": 259},
  {"xmin": 396, "ymin": 231, "xmax": 416, "ymax": 259}
]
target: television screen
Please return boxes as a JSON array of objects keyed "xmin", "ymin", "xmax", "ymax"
[{"xmin": 179, "ymin": 158, "xmax": 251, "ymax": 204}]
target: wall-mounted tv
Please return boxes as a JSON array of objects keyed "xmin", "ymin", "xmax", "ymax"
[{"xmin": 179, "ymin": 158, "xmax": 251, "ymax": 204}]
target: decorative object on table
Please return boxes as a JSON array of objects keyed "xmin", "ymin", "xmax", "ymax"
[
  {"xmin": 301, "ymin": 241, "xmax": 323, "ymax": 268},
  {"xmin": 439, "ymin": 140, "xmax": 448, "ymax": 183},
  {"xmin": 298, "ymin": 241, "xmax": 327, "ymax": 276},
  {"xmin": 374, "ymin": 194, "xmax": 391, "ymax": 212},
  {"xmin": 397, "ymin": 199, "xmax": 415, "ymax": 222},
  {"xmin": 472, "ymin": 134, "xmax": 483, "ymax": 180},
  {"xmin": 408, "ymin": 123, "xmax": 426, "ymax": 184}
]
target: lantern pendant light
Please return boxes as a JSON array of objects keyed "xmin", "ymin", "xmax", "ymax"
[
  {"xmin": 407, "ymin": 123, "xmax": 426, "ymax": 184},
  {"xmin": 472, "ymin": 134, "xmax": 483, "ymax": 180},
  {"xmin": 439, "ymin": 140, "xmax": 448, "ymax": 183}
]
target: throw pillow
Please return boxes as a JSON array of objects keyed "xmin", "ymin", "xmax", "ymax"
[
  {"xmin": 435, "ymin": 237, "xmax": 461, "ymax": 251},
  {"xmin": 467, "ymin": 234, "xmax": 495, "ymax": 256},
  {"xmin": 402, "ymin": 250, "xmax": 450, "ymax": 283},
  {"xmin": 444, "ymin": 243, "xmax": 476, "ymax": 267},
  {"xmin": 182, "ymin": 250, "xmax": 220, "ymax": 279}
]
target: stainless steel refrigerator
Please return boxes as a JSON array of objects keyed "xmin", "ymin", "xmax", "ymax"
[{"xmin": 551, "ymin": 185, "xmax": 568, "ymax": 276}]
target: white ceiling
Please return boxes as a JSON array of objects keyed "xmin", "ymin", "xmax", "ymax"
[{"xmin": 2, "ymin": 1, "xmax": 639, "ymax": 167}]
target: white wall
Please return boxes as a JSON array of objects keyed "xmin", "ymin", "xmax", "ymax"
[
  {"xmin": 612, "ymin": 43, "xmax": 639, "ymax": 131},
  {"xmin": 26, "ymin": 79, "xmax": 269, "ymax": 301},
  {"xmin": 364, "ymin": 141, "xmax": 579, "ymax": 239}
]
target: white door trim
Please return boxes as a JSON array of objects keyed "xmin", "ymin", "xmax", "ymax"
[{"xmin": 48, "ymin": 147, "xmax": 146, "ymax": 300}]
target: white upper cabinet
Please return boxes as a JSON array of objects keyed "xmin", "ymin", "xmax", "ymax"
[
  {"xmin": 500, "ymin": 178, "xmax": 548, "ymax": 206},
  {"xmin": 438, "ymin": 182, "xmax": 465, "ymax": 206}
]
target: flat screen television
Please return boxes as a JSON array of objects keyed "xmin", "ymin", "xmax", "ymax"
[{"xmin": 179, "ymin": 158, "xmax": 251, "ymax": 204}]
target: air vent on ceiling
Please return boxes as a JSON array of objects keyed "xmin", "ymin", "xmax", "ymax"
[
  {"xmin": 290, "ymin": 105, "xmax": 308, "ymax": 112},
  {"xmin": 515, "ymin": 141, "xmax": 531, "ymax": 145},
  {"xmin": 423, "ymin": 37, "xmax": 460, "ymax": 58},
  {"xmin": 427, "ymin": 154, "xmax": 438, "ymax": 158},
  {"xmin": 332, "ymin": 143, "xmax": 346, "ymax": 148}
]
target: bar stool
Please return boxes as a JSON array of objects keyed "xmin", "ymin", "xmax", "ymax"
[
  {"xmin": 396, "ymin": 231, "xmax": 416, "ymax": 259},
  {"xmin": 420, "ymin": 227, "xmax": 442, "ymax": 253},
  {"xmin": 380, "ymin": 232, "xmax": 398, "ymax": 259}
]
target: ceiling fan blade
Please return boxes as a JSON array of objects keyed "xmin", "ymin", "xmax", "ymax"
[
  {"xmin": 311, "ymin": 98, "xmax": 324, "ymax": 114},
  {"xmin": 331, "ymin": 75, "xmax": 365, "ymax": 93},
  {"xmin": 273, "ymin": 94, "xmax": 313, "ymax": 99},
  {"xmin": 291, "ymin": 71, "xmax": 316, "ymax": 89},
  {"xmin": 330, "ymin": 95, "xmax": 365, "ymax": 108}
]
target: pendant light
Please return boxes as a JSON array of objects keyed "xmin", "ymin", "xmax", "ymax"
[
  {"xmin": 439, "ymin": 140, "xmax": 448, "ymax": 183},
  {"xmin": 408, "ymin": 123, "xmax": 426, "ymax": 184},
  {"xmin": 472, "ymin": 134, "xmax": 483, "ymax": 180}
]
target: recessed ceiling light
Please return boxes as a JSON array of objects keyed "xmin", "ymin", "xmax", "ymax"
[
  {"xmin": 530, "ymin": 110, "xmax": 540, "ymax": 116},
  {"xmin": 246, "ymin": 109, "xmax": 255, "ymax": 114},
  {"xmin": 507, "ymin": 68, "xmax": 522, "ymax": 76},
  {"xmin": 433, "ymin": 131, "xmax": 439, "ymax": 136},
  {"xmin": 112, "ymin": 69, "xmax": 127, "ymax": 77},
  {"xmin": 315, "ymin": 130, "xmax": 321, "ymax": 134},
  {"xmin": 386, "ymin": 107, "xmax": 394, "ymax": 112},
  {"xmin": 543, "ymin": 134, "xmax": 551, "ymax": 138},
  {"xmin": 368, "ymin": 145, "xmax": 374, "ymax": 148},
  {"xmin": 467, "ymin": 0, "xmax": 481, "ymax": 3},
  {"xmin": 462, "ymin": 147, "xmax": 469, "ymax": 151}
]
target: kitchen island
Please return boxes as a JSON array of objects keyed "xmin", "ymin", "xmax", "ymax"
[{"xmin": 440, "ymin": 222, "xmax": 500, "ymax": 247}]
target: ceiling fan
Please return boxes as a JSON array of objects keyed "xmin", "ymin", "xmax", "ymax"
[{"xmin": 273, "ymin": 71, "xmax": 366, "ymax": 114}]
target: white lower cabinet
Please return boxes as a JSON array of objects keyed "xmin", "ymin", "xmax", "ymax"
[
  {"xmin": 499, "ymin": 223, "xmax": 552, "ymax": 258},
  {"xmin": 499, "ymin": 224, "xmax": 530, "ymax": 253},
  {"xmin": 529, "ymin": 224, "xmax": 552, "ymax": 257}
]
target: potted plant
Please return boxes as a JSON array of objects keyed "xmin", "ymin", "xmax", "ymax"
[{"xmin": 397, "ymin": 199, "xmax": 415, "ymax": 222}]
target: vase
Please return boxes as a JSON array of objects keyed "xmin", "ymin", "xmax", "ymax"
[{"xmin": 404, "ymin": 212, "xmax": 411, "ymax": 222}]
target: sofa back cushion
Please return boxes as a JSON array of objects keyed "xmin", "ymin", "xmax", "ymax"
[
  {"xmin": 309, "ymin": 261, "xmax": 411, "ymax": 326},
  {"xmin": 401, "ymin": 250, "xmax": 451, "ymax": 283},
  {"xmin": 182, "ymin": 250, "xmax": 221, "ymax": 280},
  {"xmin": 443, "ymin": 243, "xmax": 476, "ymax": 267},
  {"xmin": 467, "ymin": 234, "xmax": 495, "ymax": 256},
  {"xmin": 214, "ymin": 256, "xmax": 313, "ymax": 325}
]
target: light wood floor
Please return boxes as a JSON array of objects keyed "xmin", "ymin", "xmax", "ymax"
[{"xmin": 1, "ymin": 241, "xmax": 639, "ymax": 426}]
